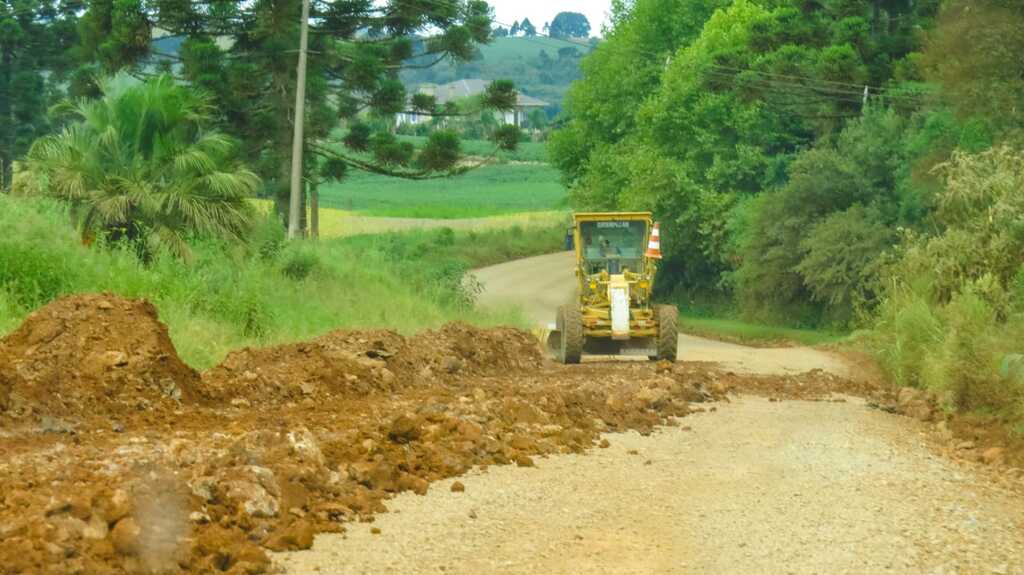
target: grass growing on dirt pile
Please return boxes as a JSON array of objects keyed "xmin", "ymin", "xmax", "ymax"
[
  {"xmin": 677, "ymin": 315, "xmax": 845, "ymax": 347},
  {"xmin": 0, "ymin": 197, "xmax": 562, "ymax": 369},
  {"xmin": 318, "ymin": 163, "xmax": 566, "ymax": 218}
]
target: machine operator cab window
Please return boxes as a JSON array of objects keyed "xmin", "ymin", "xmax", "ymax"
[{"xmin": 580, "ymin": 220, "xmax": 646, "ymax": 275}]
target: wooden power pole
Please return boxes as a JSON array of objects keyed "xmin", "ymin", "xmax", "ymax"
[{"xmin": 287, "ymin": 0, "xmax": 311, "ymax": 239}]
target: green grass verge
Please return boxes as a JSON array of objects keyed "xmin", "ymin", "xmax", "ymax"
[
  {"xmin": 0, "ymin": 197, "xmax": 562, "ymax": 370},
  {"xmin": 318, "ymin": 163, "xmax": 566, "ymax": 218},
  {"xmin": 677, "ymin": 314, "xmax": 846, "ymax": 347}
]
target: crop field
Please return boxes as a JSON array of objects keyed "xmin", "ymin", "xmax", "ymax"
[
  {"xmin": 317, "ymin": 162, "xmax": 567, "ymax": 218},
  {"xmin": 397, "ymin": 136, "xmax": 550, "ymax": 163}
]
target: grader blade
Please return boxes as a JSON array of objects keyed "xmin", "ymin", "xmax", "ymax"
[{"xmin": 542, "ymin": 323, "xmax": 562, "ymax": 356}]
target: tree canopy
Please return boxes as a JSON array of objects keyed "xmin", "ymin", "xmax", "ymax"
[
  {"xmin": 549, "ymin": 12, "xmax": 591, "ymax": 39},
  {"xmin": 0, "ymin": 0, "xmax": 79, "ymax": 188},
  {"xmin": 550, "ymin": 0, "xmax": 1003, "ymax": 325},
  {"xmin": 67, "ymin": 0, "xmax": 515, "ymax": 232}
]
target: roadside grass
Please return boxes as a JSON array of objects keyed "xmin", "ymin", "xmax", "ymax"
[
  {"xmin": 317, "ymin": 163, "xmax": 566, "ymax": 218},
  {"xmin": 677, "ymin": 314, "xmax": 846, "ymax": 347},
  {"xmin": 0, "ymin": 197, "xmax": 562, "ymax": 370}
]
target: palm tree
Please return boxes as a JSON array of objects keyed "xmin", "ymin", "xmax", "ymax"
[{"xmin": 13, "ymin": 73, "xmax": 259, "ymax": 260}]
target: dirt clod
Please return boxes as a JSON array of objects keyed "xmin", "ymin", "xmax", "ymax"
[
  {"xmin": 450, "ymin": 482, "xmax": 465, "ymax": 493},
  {"xmin": 110, "ymin": 517, "xmax": 142, "ymax": 556}
]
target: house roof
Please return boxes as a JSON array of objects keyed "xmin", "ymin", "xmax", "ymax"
[{"xmin": 418, "ymin": 79, "xmax": 549, "ymax": 108}]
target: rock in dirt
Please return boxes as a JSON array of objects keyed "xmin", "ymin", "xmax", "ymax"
[
  {"xmin": 263, "ymin": 521, "xmax": 316, "ymax": 552},
  {"xmin": 982, "ymin": 447, "xmax": 1006, "ymax": 465},
  {"xmin": 450, "ymin": 481, "xmax": 466, "ymax": 493},
  {"xmin": 388, "ymin": 414, "xmax": 424, "ymax": 444},
  {"xmin": 110, "ymin": 517, "xmax": 142, "ymax": 555},
  {"xmin": 897, "ymin": 387, "xmax": 937, "ymax": 422},
  {"xmin": 225, "ymin": 470, "xmax": 280, "ymax": 519}
]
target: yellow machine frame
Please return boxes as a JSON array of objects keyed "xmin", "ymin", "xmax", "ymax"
[{"xmin": 571, "ymin": 212, "xmax": 660, "ymax": 340}]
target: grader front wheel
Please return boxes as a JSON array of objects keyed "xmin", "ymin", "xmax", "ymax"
[
  {"xmin": 556, "ymin": 305, "xmax": 584, "ymax": 364},
  {"xmin": 656, "ymin": 304, "xmax": 679, "ymax": 362}
]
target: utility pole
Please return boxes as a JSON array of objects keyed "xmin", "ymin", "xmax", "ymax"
[{"xmin": 287, "ymin": 0, "xmax": 311, "ymax": 240}]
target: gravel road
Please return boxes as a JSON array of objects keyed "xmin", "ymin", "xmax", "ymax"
[
  {"xmin": 471, "ymin": 251, "xmax": 849, "ymax": 377},
  {"xmin": 273, "ymin": 252, "xmax": 1024, "ymax": 574},
  {"xmin": 276, "ymin": 397, "xmax": 1024, "ymax": 574}
]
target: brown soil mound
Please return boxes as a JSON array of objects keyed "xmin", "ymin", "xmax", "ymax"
[
  {"xmin": 0, "ymin": 294, "xmax": 200, "ymax": 422},
  {"xmin": 395, "ymin": 322, "xmax": 543, "ymax": 377},
  {"xmin": 201, "ymin": 322, "xmax": 543, "ymax": 405},
  {"xmin": 200, "ymin": 329, "xmax": 407, "ymax": 403}
]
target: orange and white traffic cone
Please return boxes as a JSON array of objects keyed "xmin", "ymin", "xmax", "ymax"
[{"xmin": 645, "ymin": 223, "xmax": 662, "ymax": 259}]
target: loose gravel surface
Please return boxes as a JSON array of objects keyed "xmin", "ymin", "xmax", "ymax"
[
  {"xmin": 472, "ymin": 252, "xmax": 850, "ymax": 377},
  {"xmin": 277, "ymin": 397, "xmax": 1024, "ymax": 575}
]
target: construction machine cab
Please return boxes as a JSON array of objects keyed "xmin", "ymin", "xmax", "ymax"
[{"xmin": 579, "ymin": 219, "xmax": 646, "ymax": 275}]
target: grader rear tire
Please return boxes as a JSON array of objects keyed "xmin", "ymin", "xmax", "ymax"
[
  {"xmin": 557, "ymin": 305, "xmax": 584, "ymax": 364},
  {"xmin": 656, "ymin": 304, "xmax": 678, "ymax": 362}
]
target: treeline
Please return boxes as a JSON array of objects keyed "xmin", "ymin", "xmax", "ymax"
[
  {"xmin": 401, "ymin": 39, "xmax": 591, "ymax": 119},
  {"xmin": 552, "ymin": 0, "xmax": 1024, "ymax": 423},
  {"xmin": 1, "ymin": 1, "xmax": 523, "ymax": 240}
]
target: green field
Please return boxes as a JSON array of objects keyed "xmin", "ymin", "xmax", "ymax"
[
  {"xmin": 397, "ymin": 135, "xmax": 550, "ymax": 163},
  {"xmin": 319, "ymin": 163, "xmax": 567, "ymax": 218}
]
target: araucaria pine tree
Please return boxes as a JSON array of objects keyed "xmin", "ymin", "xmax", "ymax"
[{"xmin": 73, "ymin": 0, "xmax": 518, "ymax": 232}]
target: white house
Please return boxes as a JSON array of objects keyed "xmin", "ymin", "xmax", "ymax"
[{"xmin": 396, "ymin": 79, "xmax": 549, "ymax": 128}]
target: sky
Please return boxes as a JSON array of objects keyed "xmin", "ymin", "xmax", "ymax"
[{"xmin": 488, "ymin": 0, "xmax": 614, "ymax": 36}]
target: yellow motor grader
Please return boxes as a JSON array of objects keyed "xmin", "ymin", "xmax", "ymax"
[{"xmin": 548, "ymin": 212, "xmax": 678, "ymax": 364}]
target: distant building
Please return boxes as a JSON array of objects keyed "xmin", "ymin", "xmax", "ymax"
[{"xmin": 395, "ymin": 79, "xmax": 549, "ymax": 128}]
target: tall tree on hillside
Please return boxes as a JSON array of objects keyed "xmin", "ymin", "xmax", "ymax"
[
  {"xmin": 0, "ymin": 0, "xmax": 79, "ymax": 190},
  {"xmin": 78, "ymin": 0, "xmax": 517, "ymax": 233},
  {"xmin": 549, "ymin": 12, "xmax": 591, "ymax": 38},
  {"xmin": 520, "ymin": 18, "xmax": 537, "ymax": 37},
  {"xmin": 510, "ymin": 20, "xmax": 520, "ymax": 36}
]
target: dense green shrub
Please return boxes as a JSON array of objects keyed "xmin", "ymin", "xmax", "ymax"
[
  {"xmin": 868, "ymin": 147, "xmax": 1024, "ymax": 427},
  {"xmin": 13, "ymin": 74, "xmax": 258, "ymax": 260}
]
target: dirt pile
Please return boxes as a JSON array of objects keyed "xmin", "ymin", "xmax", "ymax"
[
  {"xmin": 675, "ymin": 363, "xmax": 884, "ymax": 402},
  {"xmin": 201, "ymin": 322, "xmax": 543, "ymax": 406},
  {"xmin": 395, "ymin": 322, "xmax": 543, "ymax": 377},
  {"xmin": 0, "ymin": 361, "xmax": 714, "ymax": 574},
  {"xmin": 0, "ymin": 293, "xmax": 930, "ymax": 575},
  {"xmin": 201, "ymin": 329, "xmax": 408, "ymax": 404},
  {"xmin": 0, "ymin": 294, "xmax": 201, "ymax": 423}
]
